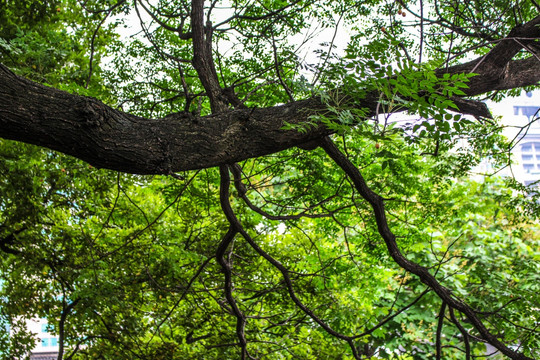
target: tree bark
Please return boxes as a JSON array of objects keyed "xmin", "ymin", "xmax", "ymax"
[
  {"xmin": 1, "ymin": 16, "xmax": 540, "ymax": 175},
  {"xmin": 0, "ymin": 64, "xmax": 337, "ymax": 174}
]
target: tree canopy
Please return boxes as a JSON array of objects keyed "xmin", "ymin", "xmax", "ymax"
[{"xmin": 0, "ymin": 1, "xmax": 539, "ymax": 359}]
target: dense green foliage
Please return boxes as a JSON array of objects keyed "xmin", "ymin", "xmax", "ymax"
[{"xmin": 1, "ymin": 0, "xmax": 539, "ymax": 359}]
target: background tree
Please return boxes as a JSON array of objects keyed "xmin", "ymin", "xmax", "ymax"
[{"xmin": 0, "ymin": 0, "xmax": 539, "ymax": 359}]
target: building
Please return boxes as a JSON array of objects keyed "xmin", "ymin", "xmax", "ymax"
[
  {"xmin": 490, "ymin": 90, "xmax": 540, "ymax": 188},
  {"xmin": 27, "ymin": 318, "xmax": 59, "ymax": 360}
]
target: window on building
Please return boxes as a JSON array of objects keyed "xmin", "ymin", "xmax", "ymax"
[
  {"xmin": 41, "ymin": 323, "xmax": 49, "ymax": 333},
  {"xmin": 40, "ymin": 337, "xmax": 59, "ymax": 347},
  {"xmin": 521, "ymin": 142, "xmax": 540, "ymax": 172},
  {"xmin": 514, "ymin": 106, "xmax": 540, "ymax": 120}
]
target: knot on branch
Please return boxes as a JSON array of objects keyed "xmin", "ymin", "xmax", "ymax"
[
  {"xmin": 163, "ymin": 111, "xmax": 196, "ymax": 122},
  {"xmin": 76, "ymin": 98, "xmax": 107, "ymax": 127}
]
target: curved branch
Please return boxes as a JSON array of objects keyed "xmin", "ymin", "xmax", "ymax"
[
  {"xmin": 57, "ymin": 298, "xmax": 80, "ymax": 360},
  {"xmin": 449, "ymin": 308, "xmax": 471, "ymax": 360},
  {"xmin": 320, "ymin": 136, "xmax": 533, "ymax": 360},
  {"xmin": 212, "ymin": 0, "xmax": 304, "ymax": 29},
  {"xmin": 86, "ymin": 13, "xmax": 109, "ymax": 89},
  {"xmin": 218, "ymin": 165, "xmax": 249, "ymax": 359},
  {"xmin": 191, "ymin": 0, "xmax": 227, "ymax": 112},
  {"xmin": 435, "ymin": 302, "xmax": 447, "ymax": 360},
  {"xmin": 354, "ymin": 288, "xmax": 430, "ymax": 339},
  {"xmin": 230, "ymin": 163, "xmax": 344, "ymax": 220},
  {"xmin": 2, "ymin": 11, "xmax": 540, "ymax": 175},
  {"xmin": 145, "ymin": 256, "xmax": 214, "ymax": 348},
  {"xmin": 220, "ymin": 165, "xmax": 361, "ymax": 359},
  {"xmin": 136, "ymin": 0, "xmax": 192, "ymax": 39}
]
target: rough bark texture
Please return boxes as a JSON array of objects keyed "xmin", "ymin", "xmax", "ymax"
[
  {"xmin": 0, "ymin": 64, "xmax": 336, "ymax": 174},
  {"xmin": 0, "ymin": 62, "xmax": 509, "ymax": 175},
  {"xmin": 1, "ymin": 6, "xmax": 539, "ymax": 360},
  {"xmin": 1, "ymin": 16, "xmax": 540, "ymax": 175}
]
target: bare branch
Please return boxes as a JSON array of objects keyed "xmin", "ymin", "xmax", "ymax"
[
  {"xmin": 218, "ymin": 165, "xmax": 250, "ymax": 359},
  {"xmin": 449, "ymin": 308, "xmax": 471, "ymax": 360},
  {"xmin": 436, "ymin": 302, "xmax": 447, "ymax": 360},
  {"xmin": 220, "ymin": 165, "xmax": 362, "ymax": 359}
]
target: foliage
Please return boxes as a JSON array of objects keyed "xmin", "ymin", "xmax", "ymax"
[{"xmin": 1, "ymin": 1, "xmax": 539, "ymax": 359}]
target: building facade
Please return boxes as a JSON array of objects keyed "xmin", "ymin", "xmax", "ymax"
[
  {"xmin": 27, "ymin": 318, "xmax": 59, "ymax": 360},
  {"xmin": 488, "ymin": 90, "xmax": 540, "ymax": 188}
]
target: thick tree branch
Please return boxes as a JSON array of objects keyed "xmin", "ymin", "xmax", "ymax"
[
  {"xmin": 0, "ymin": 63, "xmax": 488, "ymax": 176},
  {"xmin": 438, "ymin": 15, "xmax": 540, "ymax": 95},
  {"xmin": 191, "ymin": 0, "xmax": 227, "ymax": 112},
  {"xmin": 1, "ymin": 13, "xmax": 540, "ymax": 175},
  {"xmin": 0, "ymin": 63, "xmax": 334, "ymax": 174}
]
